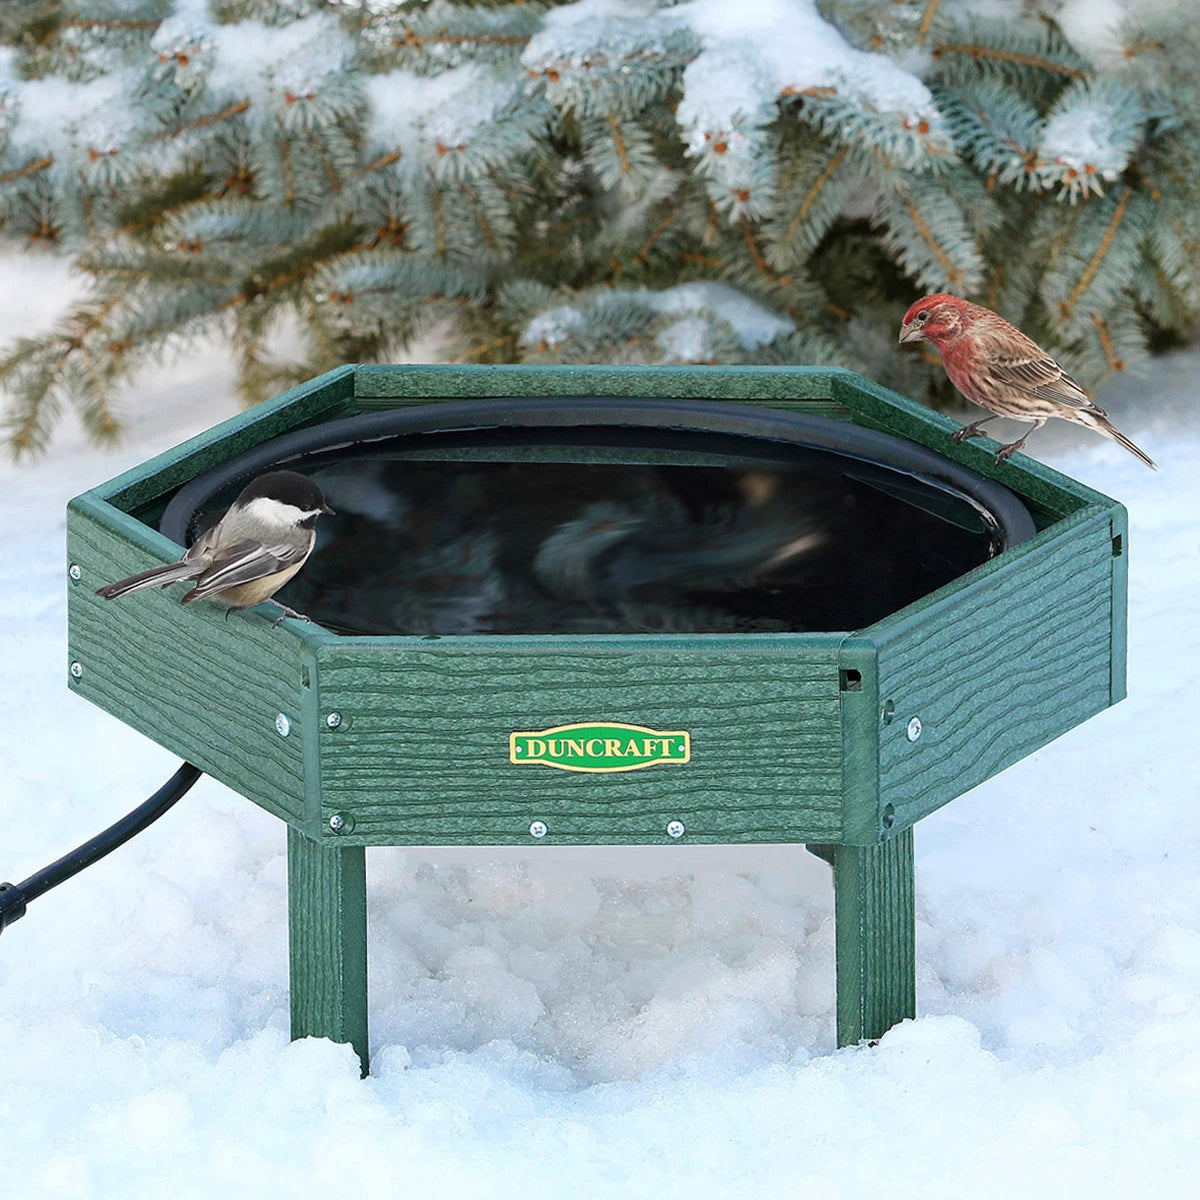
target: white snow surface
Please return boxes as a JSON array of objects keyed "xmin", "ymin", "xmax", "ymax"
[
  {"xmin": 529, "ymin": 0, "xmax": 936, "ymax": 129},
  {"xmin": 650, "ymin": 281, "xmax": 794, "ymax": 347},
  {"xmin": 1054, "ymin": 0, "xmax": 1181, "ymax": 61},
  {"xmin": 526, "ymin": 0, "xmax": 946, "ymax": 213},
  {"xmin": 1038, "ymin": 80, "xmax": 1145, "ymax": 194},
  {"xmin": 673, "ymin": 0, "xmax": 937, "ymax": 137},
  {"xmin": 2, "ymin": 255, "xmax": 1200, "ymax": 1195},
  {"xmin": 364, "ymin": 65, "xmax": 518, "ymax": 156},
  {"xmin": 205, "ymin": 14, "xmax": 355, "ymax": 106},
  {"xmin": 522, "ymin": 281, "xmax": 793, "ymax": 359},
  {"xmin": 0, "ymin": 67, "xmax": 136, "ymax": 163}
]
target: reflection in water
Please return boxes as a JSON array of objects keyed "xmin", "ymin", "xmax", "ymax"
[{"xmin": 189, "ymin": 450, "xmax": 1001, "ymax": 636}]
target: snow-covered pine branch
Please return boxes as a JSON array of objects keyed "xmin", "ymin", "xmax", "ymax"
[{"xmin": 0, "ymin": 0, "xmax": 1196, "ymax": 451}]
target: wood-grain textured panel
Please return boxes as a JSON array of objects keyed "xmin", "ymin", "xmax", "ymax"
[
  {"xmin": 315, "ymin": 638, "xmax": 845, "ymax": 845},
  {"xmin": 68, "ymin": 502, "xmax": 311, "ymax": 824},
  {"xmin": 836, "ymin": 638, "xmax": 882, "ymax": 845},
  {"xmin": 1108, "ymin": 504, "xmax": 1129, "ymax": 705},
  {"xmin": 352, "ymin": 363, "xmax": 846, "ymax": 407},
  {"xmin": 832, "ymin": 830, "xmax": 915, "ymax": 1046},
  {"xmin": 287, "ymin": 831, "xmax": 368, "ymax": 1072},
  {"xmin": 873, "ymin": 509, "xmax": 1117, "ymax": 830}
]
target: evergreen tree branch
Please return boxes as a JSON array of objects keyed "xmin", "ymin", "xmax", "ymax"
[
  {"xmin": 356, "ymin": 150, "xmax": 403, "ymax": 177},
  {"xmin": 307, "ymin": 131, "xmax": 343, "ymax": 196},
  {"xmin": 1, "ymin": 285, "xmax": 132, "ymax": 456},
  {"xmin": 391, "ymin": 30, "xmax": 530, "ymax": 51},
  {"xmin": 450, "ymin": 333, "xmax": 518, "ymax": 363},
  {"xmin": 1090, "ymin": 311, "xmax": 1125, "ymax": 372},
  {"xmin": 0, "ymin": 0, "xmax": 1194, "ymax": 446},
  {"xmin": 740, "ymin": 219, "xmax": 775, "ymax": 283},
  {"xmin": 278, "ymin": 138, "xmax": 295, "ymax": 206},
  {"xmin": 430, "ymin": 181, "xmax": 446, "ymax": 257},
  {"xmin": 915, "ymin": 1, "xmax": 943, "ymax": 45},
  {"xmin": 1, "ymin": 340, "xmax": 62, "ymax": 458},
  {"xmin": 931, "ymin": 42, "xmax": 1085, "ymax": 81},
  {"xmin": 147, "ymin": 100, "xmax": 253, "ymax": 143},
  {"xmin": 901, "ymin": 200, "xmax": 965, "ymax": 288},
  {"xmin": 607, "ymin": 114, "xmax": 630, "ymax": 178},
  {"xmin": 632, "ymin": 198, "xmax": 682, "ymax": 266},
  {"xmin": 60, "ymin": 19, "xmax": 159, "ymax": 33},
  {"xmin": 792, "ymin": 146, "xmax": 849, "ymax": 235},
  {"xmin": 0, "ymin": 155, "xmax": 55, "ymax": 187},
  {"xmin": 73, "ymin": 345, "xmax": 121, "ymax": 444},
  {"xmin": 784, "ymin": 146, "xmax": 847, "ymax": 242},
  {"xmin": 116, "ymin": 175, "xmax": 233, "ymax": 237},
  {"xmin": 678, "ymin": 251, "xmax": 725, "ymax": 270},
  {"xmin": 218, "ymin": 230, "xmax": 368, "ymax": 315},
  {"xmin": 1061, "ymin": 187, "xmax": 1131, "ymax": 320}
]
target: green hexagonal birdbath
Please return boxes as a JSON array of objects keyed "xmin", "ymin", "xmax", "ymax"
[{"xmin": 66, "ymin": 364, "xmax": 1128, "ymax": 1073}]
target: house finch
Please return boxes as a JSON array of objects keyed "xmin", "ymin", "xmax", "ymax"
[{"xmin": 898, "ymin": 294, "xmax": 1156, "ymax": 469}]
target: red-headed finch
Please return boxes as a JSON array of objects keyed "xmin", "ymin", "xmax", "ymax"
[{"xmin": 898, "ymin": 294, "xmax": 1156, "ymax": 469}]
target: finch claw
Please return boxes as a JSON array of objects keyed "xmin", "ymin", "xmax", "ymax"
[{"xmin": 950, "ymin": 422, "xmax": 988, "ymax": 444}]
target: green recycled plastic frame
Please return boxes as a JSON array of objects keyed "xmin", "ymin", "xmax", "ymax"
[{"xmin": 66, "ymin": 364, "xmax": 1129, "ymax": 1072}]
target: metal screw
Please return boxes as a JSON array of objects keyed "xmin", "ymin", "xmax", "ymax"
[
  {"xmin": 906, "ymin": 716, "xmax": 923, "ymax": 742},
  {"xmin": 667, "ymin": 820, "xmax": 685, "ymax": 839},
  {"xmin": 329, "ymin": 813, "xmax": 345, "ymax": 833},
  {"xmin": 69, "ymin": 564, "xmax": 82, "ymax": 581},
  {"xmin": 69, "ymin": 661, "xmax": 83, "ymax": 679},
  {"xmin": 275, "ymin": 712, "xmax": 291, "ymax": 737},
  {"xmin": 325, "ymin": 711, "xmax": 342, "ymax": 729},
  {"xmin": 529, "ymin": 821, "xmax": 548, "ymax": 839}
]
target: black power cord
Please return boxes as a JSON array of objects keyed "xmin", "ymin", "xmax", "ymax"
[{"xmin": 0, "ymin": 762, "xmax": 202, "ymax": 935}]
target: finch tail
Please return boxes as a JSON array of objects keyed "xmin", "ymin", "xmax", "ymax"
[
  {"xmin": 1075, "ymin": 410, "xmax": 1157, "ymax": 471},
  {"xmin": 95, "ymin": 560, "xmax": 202, "ymax": 600}
]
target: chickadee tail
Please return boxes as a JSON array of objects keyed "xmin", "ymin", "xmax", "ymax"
[
  {"xmin": 95, "ymin": 560, "xmax": 200, "ymax": 600},
  {"xmin": 1078, "ymin": 410, "xmax": 1158, "ymax": 471}
]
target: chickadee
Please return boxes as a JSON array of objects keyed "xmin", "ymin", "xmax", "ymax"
[{"xmin": 95, "ymin": 470, "xmax": 334, "ymax": 626}]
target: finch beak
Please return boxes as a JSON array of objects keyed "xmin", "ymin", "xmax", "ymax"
[{"xmin": 898, "ymin": 322, "xmax": 924, "ymax": 345}]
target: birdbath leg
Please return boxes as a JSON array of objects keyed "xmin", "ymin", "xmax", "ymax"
[
  {"xmin": 808, "ymin": 830, "xmax": 916, "ymax": 1047},
  {"xmin": 287, "ymin": 828, "xmax": 369, "ymax": 1075}
]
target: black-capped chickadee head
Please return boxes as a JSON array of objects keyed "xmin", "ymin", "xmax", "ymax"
[{"xmin": 229, "ymin": 470, "xmax": 336, "ymax": 529}]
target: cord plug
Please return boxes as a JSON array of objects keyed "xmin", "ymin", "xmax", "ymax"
[{"xmin": 0, "ymin": 882, "xmax": 28, "ymax": 934}]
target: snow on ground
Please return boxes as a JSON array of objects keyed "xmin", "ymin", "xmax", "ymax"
[{"xmin": 1, "ymin": 256, "xmax": 1199, "ymax": 1197}]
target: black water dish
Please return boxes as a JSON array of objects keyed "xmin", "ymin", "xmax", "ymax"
[{"xmin": 161, "ymin": 398, "xmax": 1036, "ymax": 637}]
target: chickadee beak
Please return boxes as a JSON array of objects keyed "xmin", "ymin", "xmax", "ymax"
[
  {"xmin": 321, "ymin": 503, "xmax": 336, "ymax": 515},
  {"xmin": 898, "ymin": 322, "xmax": 924, "ymax": 345}
]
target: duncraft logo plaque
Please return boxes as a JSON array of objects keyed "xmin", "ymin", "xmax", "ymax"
[{"xmin": 509, "ymin": 723, "xmax": 691, "ymax": 773}]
